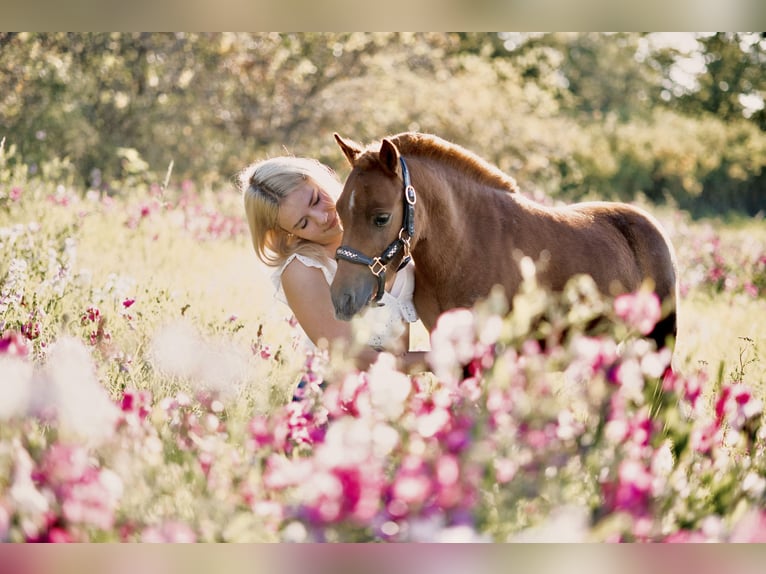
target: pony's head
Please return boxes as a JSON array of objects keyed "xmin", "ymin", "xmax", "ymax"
[{"xmin": 330, "ymin": 133, "xmax": 414, "ymax": 321}]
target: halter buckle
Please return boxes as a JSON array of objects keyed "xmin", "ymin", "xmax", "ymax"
[{"xmin": 369, "ymin": 258, "xmax": 386, "ymax": 277}]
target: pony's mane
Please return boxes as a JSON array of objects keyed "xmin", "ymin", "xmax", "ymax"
[{"xmin": 384, "ymin": 132, "xmax": 520, "ymax": 193}]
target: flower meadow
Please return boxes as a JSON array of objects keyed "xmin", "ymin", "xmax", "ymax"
[{"xmin": 1, "ymin": 145, "xmax": 766, "ymax": 543}]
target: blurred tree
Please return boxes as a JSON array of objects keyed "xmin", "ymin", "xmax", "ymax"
[
  {"xmin": 670, "ymin": 33, "xmax": 766, "ymax": 130},
  {"xmin": 0, "ymin": 32, "xmax": 763, "ymax": 215}
]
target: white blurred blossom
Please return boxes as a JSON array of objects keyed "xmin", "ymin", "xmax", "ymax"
[
  {"xmin": 9, "ymin": 439, "xmax": 50, "ymax": 518},
  {"xmin": 367, "ymin": 352, "xmax": 411, "ymax": 420},
  {"xmin": 509, "ymin": 505, "xmax": 590, "ymax": 542},
  {"xmin": 0, "ymin": 356, "xmax": 33, "ymax": 420},
  {"xmin": 428, "ymin": 309, "xmax": 476, "ymax": 383},
  {"xmin": 149, "ymin": 319, "xmax": 249, "ymax": 400},
  {"xmin": 40, "ymin": 336, "xmax": 119, "ymax": 444}
]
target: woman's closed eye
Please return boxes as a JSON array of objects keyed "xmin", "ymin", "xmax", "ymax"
[{"xmin": 298, "ymin": 191, "xmax": 321, "ymax": 229}]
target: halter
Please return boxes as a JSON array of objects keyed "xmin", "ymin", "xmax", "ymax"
[{"xmin": 335, "ymin": 157, "xmax": 417, "ymax": 305}]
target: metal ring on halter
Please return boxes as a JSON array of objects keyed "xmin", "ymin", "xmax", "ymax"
[
  {"xmin": 405, "ymin": 185, "xmax": 417, "ymax": 205},
  {"xmin": 369, "ymin": 258, "xmax": 386, "ymax": 277}
]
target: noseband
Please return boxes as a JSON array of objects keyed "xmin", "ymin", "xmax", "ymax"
[{"xmin": 335, "ymin": 157, "xmax": 417, "ymax": 305}]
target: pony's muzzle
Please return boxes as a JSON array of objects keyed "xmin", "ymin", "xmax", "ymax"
[
  {"xmin": 331, "ymin": 280, "xmax": 375, "ymax": 322},
  {"xmin": 332, "ymin": 292, "xmax": 358, "ymax": 322}
]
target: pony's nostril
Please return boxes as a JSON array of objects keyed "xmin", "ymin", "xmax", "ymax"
[
  {"xmin": 333, "ymin": 292, "xmax": 355, "ymax": 321},
  {"xmin": 342, "ymin": 293, "xmax": 356, "ymax": 314}
]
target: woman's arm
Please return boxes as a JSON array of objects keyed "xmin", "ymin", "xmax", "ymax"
[{"xmin": 281, "ymin": 259, "xmax": 380, "ymax": 370}]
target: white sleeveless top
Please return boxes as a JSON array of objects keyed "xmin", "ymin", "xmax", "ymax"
[{"xmin": 272, "ymin": 253, "xmax": 418, "ymax": 351}]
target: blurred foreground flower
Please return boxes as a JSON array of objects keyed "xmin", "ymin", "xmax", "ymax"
[
  {"xmin": 614, "ymin": 290, "xmax": 661, "ymax": 335},
  {"xmin": 38, "ymin": 337, "xmax": 120, "ymax": 444},
  {"xmin": 149, "ymin": 319, "xmax": 250, "ymax": 401}
]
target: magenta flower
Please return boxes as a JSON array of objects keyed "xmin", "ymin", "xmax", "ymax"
[
  {"xmin": 390, "ymin": 455, "xmax": 433, "ymax": 514},
  {"xmin": 715, "ymin": 383, "xmax": 763, "ymax": 432},
  {"xmin": 0, "ymin": 331, "xmax": 29, "ymax": 357},
  {"xmin": 122, "ymin": 298, "xmax": 135, "ymax": 309},
  {"xmin": 689, "ymin": 420, "xmax": 720, "ymax": 455},
  {"xmin": 614, "ymin": 291, "xmax": 662, "ymax": 336},
  {"xmin": 302, "ymin": 464, "xmax": 381, "ymax": 524},
  {"xmin": 120, "ymin": 388, "xmax": 152, "ymax": 421},
  {"xmin": 603, "ymin": 458, "xmax": 653, "ymax": 517},
  {"xmin": 81, "ymin": 306, "xmax": 101, "ymax": 325}
]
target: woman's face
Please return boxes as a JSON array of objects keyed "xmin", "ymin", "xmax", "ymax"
[{"xmin": 277, "ymin": 179, "xmax": 342, "ymax": 246}]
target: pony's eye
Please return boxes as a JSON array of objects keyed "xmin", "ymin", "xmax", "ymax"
[{"xmin": 373, "ymin": 213, "xmax": 391, "ymax": 227}]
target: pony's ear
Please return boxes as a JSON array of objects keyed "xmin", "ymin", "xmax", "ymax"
[
  {"xmin": 334, "ymin": 133, "xmax": 362, "ymax": 166},
  {"xmin": 378, "ymin": 138, "xmax": 400, "ymax": 177}
]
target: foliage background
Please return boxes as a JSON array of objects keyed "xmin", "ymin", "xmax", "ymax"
[{"xmin": 1, "ymin": 32, "xmax": 764, "ymax": 216}]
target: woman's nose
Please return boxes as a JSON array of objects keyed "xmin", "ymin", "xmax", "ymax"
[{"xmin": 312, "ymin": 208, "xmax": 329, "ymax": 224}]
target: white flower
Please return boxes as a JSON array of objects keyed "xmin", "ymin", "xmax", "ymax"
[
  {"xmin": 0, "ymin": 356, "xmax": 33, "ymax": 420},
  {"xmin": 41, "ymin": 336, "xmax": 119, "ymax": 444},
  {"xmin": 367, "ymin": 352, "xmax": 411, "ymax": 420},
  {"xmin": 0, "ymin": 258, "xmax": 28, "ymax": 313},
  {"xmin": 742, "ymin": 472, "xmax": 766, "ymax": 498},
  {"xmin": 281, "ymin": 521, "xmax": 308, "ymax": 543},
  {"xmin": 428, "ymin": 309, "xmax": 476, "ymax": 383},
  {"xmin": 509, "ymin": 505, "xmax": 590, "ymax": 542},
  {"xmin": 435, "ymin": 524, "xmax": 492, "ymax": 543},
  {"xmin": 9, "ymin": 440, "xmax": 50, "ymax": 517},
  {"xmin": 149, "ymin": 320, "xmax": 203, "ymax": 379},
  {"xmin": 318, "ymin": 417, "xmax": 374, "ymax": 467},
  {"xmin": 149, "ymin": 320, "xmax": 249, "ymax": 400}
]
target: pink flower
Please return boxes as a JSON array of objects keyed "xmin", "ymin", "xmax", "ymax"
[
  {"xmin": 603, "ymin": 458, "xmax": 653, "ymax": 516},
  {"xmin": 9, "ymin": 187, "xmax": 22, "ymax": 201},
  {"xmin": 39, "ymin": 444, "xmax": 90, "ymax": 484},
  {"xmin": 390, "ymin": 455, "xmax": 433, "ymax": 510},
  {"xmin": 715, "ymin": 383, "xmax": 763, "ymax": 432},
  {"xmin": 689, "ymin": 420, "xmax": 720, "ymax": 454},
  {"xmin": 0, "ymin": 331, "xmax": 29, "ymax": 357},
  {"xmin": 663, "ymin": 529, "xmax": 709, "ymax": 543},
  {"xmin": 247, "ymin": 415, "xmax": 273, "ymax": 450},
  {"xmin": 120, "ymin": 389, "xmax": 152, "ymax": 420},
  {"xmin": 730, "ymin": 510, "xmax": 766, "ymax": 542},
  {"xmin": 614, "ymin": 291, "xmax": 662, "ymax": 336},
  {"xmin": 61, "ymin": 474, "xmax": 119, "ymax": 530},
  {"xmin": 81, "ymin": 306, "xmax": 101, "ymax": 325},
  {"xmin": 303, "ymin": 465, "xmax": 381, "ymax": 524},
  {"xmin": 122, "ymin": 298, "xmax": 135, "ymax": 309},
  {"xmin": 141, "ymin": 521, "xmax": 197, "ymax": 542}
]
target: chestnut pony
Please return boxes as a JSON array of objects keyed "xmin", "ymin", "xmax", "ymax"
[{"xmin": 330, "ymin": 132, "xmax": 678, "ymax": 350}]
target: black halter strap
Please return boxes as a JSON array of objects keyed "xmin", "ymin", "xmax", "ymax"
[{"xmin": 335, "ymin": 157, "xmax": 417, "ymax": 304}]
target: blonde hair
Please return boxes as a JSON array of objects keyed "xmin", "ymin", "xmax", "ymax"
[{"xmin": 237, "ymin": 156, "xmax": 343, "ymax": 267}]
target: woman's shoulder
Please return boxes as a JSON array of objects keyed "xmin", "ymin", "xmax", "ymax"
[
  {"xmin": 280, "ymin": 253, "xmax": 328, "ymax": 283},
  {"xmin": 271, "ymin": 252, "xmax": 336, "ymax": 303}
]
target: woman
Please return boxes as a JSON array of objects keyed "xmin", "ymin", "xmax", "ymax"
[{"xmin": 238, "ymin": 155, "xmax": 427, "ymax": 377}]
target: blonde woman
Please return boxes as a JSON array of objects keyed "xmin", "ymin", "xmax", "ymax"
[{"xmin": 238, "ymin": 156, "xmax": 427, "ymax": 382}]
